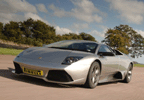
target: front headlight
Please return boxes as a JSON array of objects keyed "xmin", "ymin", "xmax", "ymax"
[{"xmin": 62, "ymin": 56, "xmax": 83, "ymax": 65}]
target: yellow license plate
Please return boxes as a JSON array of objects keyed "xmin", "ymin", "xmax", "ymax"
[{"xmin": 22, "ymin": 67, "xmax": 43, "ymax": 76}]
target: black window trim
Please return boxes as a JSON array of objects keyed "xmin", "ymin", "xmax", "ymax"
[{"xmin": 97, "ymin": 44, "xmax": 115, "ymax": 56}]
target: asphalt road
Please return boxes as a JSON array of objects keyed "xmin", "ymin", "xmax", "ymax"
[{"xmin": 0, "ymin": 55, "xmax": 144, "ymax": 100}]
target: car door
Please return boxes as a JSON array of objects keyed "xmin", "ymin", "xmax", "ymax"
[{"xmin": 97, "ymin": 45, "xmax": 119, "ymax": 75}]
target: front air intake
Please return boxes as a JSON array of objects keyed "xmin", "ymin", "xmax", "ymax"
[
  {"xmin": 13, "ymin": 62, "xmax": 23, "ymax": 74},
  {"xmin": 47, "ymin": 70, "xmax": 73, "ymax": 82}
]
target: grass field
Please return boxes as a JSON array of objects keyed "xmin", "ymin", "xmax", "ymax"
[
  {"xmin": 134, "ymin": 64, "xmax": 144, "ymax": 67},
  {"xmin": 0, "ymin": 48, "xmax": 23, "ymax": 56}
]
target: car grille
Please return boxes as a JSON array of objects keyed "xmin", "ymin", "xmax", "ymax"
[
  {"xmin": 13, "ymin": 62, "xmax": 23, "ymax": 74},
  {"xmin": 47, "ymin": 70, "xmax": 73, "ymax": 82}
]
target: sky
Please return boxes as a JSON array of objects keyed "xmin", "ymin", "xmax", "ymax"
[{"xmin": 0, "ymin": 0, "xmax": 144, "ymax": 63}]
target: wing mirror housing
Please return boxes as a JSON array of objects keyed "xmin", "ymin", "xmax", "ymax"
[
  {"xmin": 98, "ymin": 52, "xmax": 115, "ymax": 56},
  {"xmin": 99, "ymin": 53, "xmax": 103, "ymax": 56},
  {"xmin": 43, "ymin": 44, "xmax": 46, "ymax": 47}
]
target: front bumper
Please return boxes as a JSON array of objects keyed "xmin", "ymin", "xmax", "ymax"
[{"xmin": 12, "ymin": 56, "xmax": 89, "ymax": 85}]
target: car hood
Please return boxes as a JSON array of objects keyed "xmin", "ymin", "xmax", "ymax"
[{"xmin": 21, "ymin": 47, "xmax": 92, "ymax": 63}]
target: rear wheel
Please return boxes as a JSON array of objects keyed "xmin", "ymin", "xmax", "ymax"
[
  {"xmin": 85, "ymin": 62, "xmax": 100, "ymax": 89},
  {"xmin": 123, "ymin": 64, "xmax": 133, "ymax": 83}
]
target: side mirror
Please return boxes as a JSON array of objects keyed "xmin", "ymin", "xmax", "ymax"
[
  {"xmin": 86, "ymin": 49, "xmax": 91, "ymax": 52},
  {"xmin": 98, "ymin": 52, "xmax": 115, "ymax": 56},
  {"xmin": 106, "ymin": 52, "xmax": 115, "ymax": 56},
  {"xmin": 98, "ymin": 52, "xmax": 103, "ymax": 56},
  {"xmin": 99, "ymin": 53, "xmax": 103, "ymax": 56},
  {"xmin": 43, "ymin": 44, "xmax": 46, "ymax": 47},
  {"xmin": 112, "ymin": 49, "xmax": 116, "ymax": 55}
]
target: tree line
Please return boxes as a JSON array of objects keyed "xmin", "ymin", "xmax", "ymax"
[
  {"xmin": 0, "ymin": 18, "xmax": 96, "ymax": 47},
  {"xmin": 0, "ymin": 18, "xmax": 144, "ymax": 58}
]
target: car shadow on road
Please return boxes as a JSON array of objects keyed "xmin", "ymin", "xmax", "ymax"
[
  {"xmin": 0, "ymin": 68, "xmax": 80, "ymax": 88},
  {"xmin": 0, "ymin": 68, "xmax": 119, "ymax": 89},
  {"xmin": 98, "ymin": 81, "xmax": 118, "ymax": 86}
]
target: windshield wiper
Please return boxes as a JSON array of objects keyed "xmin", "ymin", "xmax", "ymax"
[
  {"xmin": 49, "ymin": 47, "xmax": 69, "ymax": 50},
  {"xmin": 48, "ymin": 47, "xmax": 94, "ymax": 53},
  {"xmin": 49, "ymin": 47, "xmax": 60, "ymax": 49}
]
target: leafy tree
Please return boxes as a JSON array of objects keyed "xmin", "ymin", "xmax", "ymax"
[
  {"xmin": 80, "ymin": 32, "xmax": 97, "ymax": 42},
  {"xmin": 68, "ymin": 33, "xmax": 82, "ymax": 40},
  {"xmin": 32, "ymin": 20, "xmax": 56, "ymax": 43},
  {"xmin": 102, "ymin": 29, "xmax": 130, "ymax": 54},
  {"xmin": 54, "ymin": 35, "xmax": 63, "ymax": 42},
  {"xmin": 3, "ymin": 21, "xmax": 23, "ymax": 42},
  {"xmin": 0, "ymin": 22, "xmax": 3, "ymax": 38},
  {"xmin": 20, "ymin": 18, "xmax": 56, "ymax": 45},
  {"xmin": 0, "ymin": 22, "xmax": 3, "ymax": 33},
  {"xmin": 0, "ymin": 18, "xmax": 98, "ymax": 47},
  {"xmin": 20, "ymin": 18, "xmax": 35, "ymax": 38},
  {"xmin": 102, "ymin": 25, "xmax": 144, "ymax": 58},
  {"xmin": 61, "ymin": 33, "xmax": 82, "ymax": 40}
]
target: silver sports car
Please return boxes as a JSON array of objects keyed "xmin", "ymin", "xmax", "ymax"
[{"xmin": 12, "ymin": 40, "xmax": 133, "ymax": 88}]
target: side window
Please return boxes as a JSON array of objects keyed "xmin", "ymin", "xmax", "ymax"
[
  {"xmin": 98, "ymin": 45, "xmax": 114, "ymax": 56},
  {"xmin": 98, "ymin": 45, "xmax": 111, "ymax": 52},
  {"xmin": 114, "ymin": 50, "xmax": 123, "ymax": 55}
]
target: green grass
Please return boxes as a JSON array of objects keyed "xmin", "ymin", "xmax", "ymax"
[
  {"xmin": 134, "ymin": 64, "xmax": 144, "ymax": 67},
  {"xmin": 0, "ymin": 48, "xmax": 23, "ymax": 56}
]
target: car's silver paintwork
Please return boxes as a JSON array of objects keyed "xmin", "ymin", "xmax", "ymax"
[{"xmin": 13, "ymin": 40, "xmax": 133, "ymax": 85}]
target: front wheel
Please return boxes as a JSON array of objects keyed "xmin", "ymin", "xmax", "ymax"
[
  {"xmin": 85, "ymin": 62, "xmax": 100, "ymax": 89},
  {"xmin": 123, "ymin": 64, "xmax": 133, "ymax": 83}
]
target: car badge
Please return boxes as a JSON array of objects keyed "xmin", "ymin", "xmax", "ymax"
[{"xmin": 38, "ymin": 57, "xmax": 42, "ymax": 59}]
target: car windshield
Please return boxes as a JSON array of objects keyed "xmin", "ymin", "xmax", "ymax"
[{"xmin": 45, "ymin": 40, "xmax": 98, "ymax": 53}]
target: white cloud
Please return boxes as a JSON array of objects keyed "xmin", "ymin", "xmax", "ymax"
[
  {"xmin": 88, "ymin": 25, "xmax": 108, "ymax": 38},
  {"xmin": 89, "ymin": 30, "xmax": 105, "ymax": 38},
  {"xmin": 49, "ymin": 0, "xmax": 105, "ymax": 23},
  {"xmin": 55, "ymin": 26, "xmax": 72, "ymax": 35},
  {"xmin": 24, "ymin": 13, "xmax": 49, "ymax": 24},
  {"xmin": 4, "ymin": 0, "xmax": 37, "ymax": 13},
  {"xmin": 106, "ymin": 0, "xmax": 144, "ymax": 24},
  {"xmin": 136, "ymin": 30, "xmax": 144, "ymax": 37},
  {"xmin": 0, "ymin": 0, "xmax": 49, "ymax": 25},
  {"xmin": 98, "ymin": 25, "xmax": 108, "ymax": 30},
  {"xmin": 36, "ymin": 4, "xmax": 48, "ymax": 13},
  {"xmin": 72, "ymin": 23, "xmax": 89, "ymax": 30},
  {"xmin": 0, "ymin": 0, "xmax": 38, "ymax": 23},
  {"xmin": 0, "ymin": 13, "xmax": 25, "ymax": 23},
  {"xmin": 49, "ymin": 4, "xmax": 66, "ymax": 17},
  {"xmin": 70, "ymin": 0, "xmax": 103, "ymax": 23}
]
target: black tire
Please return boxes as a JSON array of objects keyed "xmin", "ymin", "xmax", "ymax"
[
  {"xmin": 85, "ymin": 62, "xmax": 100, "ymax": 89},
  {"xmin": 123, "ymin": 64, "xmax": 133, "ymax": 83}
]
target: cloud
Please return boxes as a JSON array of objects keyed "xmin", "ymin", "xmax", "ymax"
[
  {"xmin": 3, "ymin": 0, "xmax": 37, "ymax": 13},
  {"xmin": 70, "ymin": 0, "xmax": 103, "ymax": 23},
  {"xmin": 36, "ymin": 4, "xmax": 48, "ymax": 13},
  {"xmin": 89, "ymin": 30, "xmax": 105, "ymax": 38},
  {"xmin": 55, "ymin": 26, "xmax": 72, "ymax": 35},
  {"xmin": 0, "ymin": 0, "xmax": 38, "ymax": 23},
  {"xmin": 24, "ymin": 13, "xmax": 49, "ymax": 24},
  {"xmin": 98, "ymin": 25, "xmax": 108, "ymax": 30},
  {"xmin": 0, "ymin": 0, "xmax": 49, "ymax": 25},
  {"xmin": 49, "ymin": 0, "xmax": 106, "ymax": 23},
  {"xmin": 136, "ymin": 30, "xmax": 144, "ymax": 37},
  {"xmin": 106, "ymin": 0, "xmax": 144, "ymax": 24},
  {"xmin": 88, "ymin": 25, "xmax": 108, "ymax": 38},
  {"xmin": 72, "ymin": 23, "xmax": 89, "ymax": 30},
  {"xmin": 49, "ymin": 4, "xmax": 67, "ymax": 17},
  {"xmin": 0, "ymin": 13, "xmax": 25, "ymax": 23}
]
